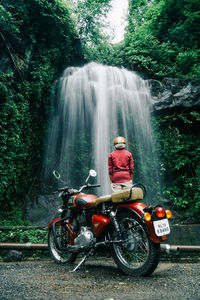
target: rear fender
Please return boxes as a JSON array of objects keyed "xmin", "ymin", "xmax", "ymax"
[{"xmin": 116, "ymin": 202, "xmax": 166, "ymax": 243}]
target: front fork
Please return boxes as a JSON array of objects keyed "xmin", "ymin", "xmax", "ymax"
[
  {"xmin": 52, "ymin": 217, "xmax": 76, "ymax": 251},
  {"xmin": 52, "ymin": 217, "xmax": 66, "ymax": 250}
]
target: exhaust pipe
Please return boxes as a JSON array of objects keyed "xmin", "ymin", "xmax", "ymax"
[{"xmin": 161, "ymin": 244, "xmax": 200, "ymax": 254}]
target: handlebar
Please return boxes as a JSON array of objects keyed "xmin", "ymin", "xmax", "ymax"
[
  {"xmin": 84, "ymin": 184, "xmax": 101, "ymax": 190},
  {"xmin": 53, "ymin": 169, "xmax": 100, "ymax": 195},
  {"xmin": 56, "ymin": 184, "xmax": 101, "ymax": 194},
  {"xmin": 87, "ymin": 184, "xmax": 101, "ymax": 188},
  {"xmin": 79, "ymin": 183, "xmax": 101, "ymax": 193},
  {"xmin": 58, "ymin": 186, "xmax": 69, "ymax": 192}
]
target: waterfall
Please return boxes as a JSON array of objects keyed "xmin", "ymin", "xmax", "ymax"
[{"xmin": 43, "ymin": 62, "xmax": 162, "ymax": 202}]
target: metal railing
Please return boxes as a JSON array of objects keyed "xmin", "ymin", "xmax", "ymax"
[{"xmin": 0, "ymin": 242, "xmax": 200, "ymax": 252}]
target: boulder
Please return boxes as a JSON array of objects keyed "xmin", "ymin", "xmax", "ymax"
[
  {"xmin": 148, "ymin": 78, "xmax": 200, "ymax": 112},
  {"xmin": 3, "ymin": 250, "xmax": 22, "ymax": 262},
  {"xmin": 25, "ymin": 193, "xmax": 61, "ymax": 226}
]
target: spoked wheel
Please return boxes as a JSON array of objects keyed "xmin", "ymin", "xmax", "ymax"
[
  {"xmin": 111, "ymin": 211, "xmax": 160, "ymax": 276},
  {"xmin": 48, "ymin": 224, "xmax": 78, "ymax": 264}
]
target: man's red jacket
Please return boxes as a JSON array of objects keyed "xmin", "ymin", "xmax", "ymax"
[{"xmin": 108, "ymin": 149, "xmax": 134, "ymax": 183}]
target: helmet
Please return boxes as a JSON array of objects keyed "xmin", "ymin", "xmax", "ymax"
[{"xmin": 113, "ymin": 136, "xmax": 126, "ymax": 149}]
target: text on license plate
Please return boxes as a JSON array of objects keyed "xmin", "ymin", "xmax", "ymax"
[{"xmin": 153, "ymin": 219, "xmax": 170, "ymax": 236}]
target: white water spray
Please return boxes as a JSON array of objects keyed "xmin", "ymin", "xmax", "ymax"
[{"xmin": 44, "ymin": 62, "xmax": 161, "ymax": 201}]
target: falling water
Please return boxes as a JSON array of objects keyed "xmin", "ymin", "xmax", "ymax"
[{"xmin": 43, "ymin": 62, "xmax": 162, "ymax": 202}]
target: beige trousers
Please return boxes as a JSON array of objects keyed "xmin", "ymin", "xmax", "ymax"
[{"xmin": 111, "ymin": 180, "xmax": 133, "ymax": 193}]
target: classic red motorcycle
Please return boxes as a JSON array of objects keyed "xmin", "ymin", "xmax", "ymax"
[{"xmin": 48, "ymin": 170, "xmax": 171, "ymax": 276}]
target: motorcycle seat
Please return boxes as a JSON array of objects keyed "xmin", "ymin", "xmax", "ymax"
[
  {"xmin": 91, "ymin": 187, "xmax": 143, "ymax": 206},
  {"xmin": 111, "ymin": 187, "xmax": 143, "ymax": 203},
  {"xmin": 91, "ymin": 194, "xmax": 112, "ymax": 207}
]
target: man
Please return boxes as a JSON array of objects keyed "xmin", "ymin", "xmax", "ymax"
[{"xmin": 108, "ymin": 136, "xmax": 134, "ymax": 193}]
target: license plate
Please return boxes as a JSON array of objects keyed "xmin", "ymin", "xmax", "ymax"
[{"xmin": 153, "ymin": 219, "xmax": 170, "ymax": 236}]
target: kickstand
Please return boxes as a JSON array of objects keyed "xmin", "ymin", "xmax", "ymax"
[{"xmin": 70, "ymin": 249, "xmax": 93, "ymax": 272}]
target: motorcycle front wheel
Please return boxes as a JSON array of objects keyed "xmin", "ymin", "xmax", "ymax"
[
  {"xmin": 48, "ymin": 225, "xmax": 78, "ymax": 264},
  {"xmin": 111, "ymin": 211, "xmax": 160, "ymax": 276}
]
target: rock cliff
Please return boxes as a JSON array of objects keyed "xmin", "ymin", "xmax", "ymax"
[{"xmin": 148, "ymin": 78, "xmax": 200, "ymax": 113}]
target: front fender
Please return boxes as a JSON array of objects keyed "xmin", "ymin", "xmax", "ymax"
[
  {"xmin": 48, "ymin": 218, "xmax": 61, "ymax": 229},
  {"xmin": 116, "ymin": 202, "xmax": 167, "ymax": 243}
]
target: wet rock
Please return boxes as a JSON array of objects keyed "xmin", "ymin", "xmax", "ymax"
[
  {"xmin": 3, "ymin": 250, "xmax": 22, "ymax": 262},
  {"xmin": 25, "ymin": 193, "xmax": 61, "ymax": 226},
  {"xmin": 148, "ymin": 78, "xmax": 200, "ymax": 112}
]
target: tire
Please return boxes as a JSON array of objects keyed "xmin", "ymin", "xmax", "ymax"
[
  {"xmin": 48, "ymin": 224, "xmax": 78, "ymax": 264},
  {"xmin": 111, "ymin": 211, "xmax": 160, "ymax": 276}
]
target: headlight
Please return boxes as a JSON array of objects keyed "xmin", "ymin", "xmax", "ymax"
[{"xmin": 58, "ymin": 208, "xmax": 63, "ymax": 213}]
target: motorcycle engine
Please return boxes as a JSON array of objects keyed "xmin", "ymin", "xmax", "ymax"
[{"xmin": 74, "ymin": 226, "xmax": 96, "ymax": 248}]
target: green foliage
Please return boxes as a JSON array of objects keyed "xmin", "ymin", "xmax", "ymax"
[
  {"xmin": 0, "ymin": 0, "xmax": 199, "ymax": 226},
  {"xmin": 0, "ymin": 227, "xmax": 47, "ymax": 244},
  {"xmin": 0, "ymin": 0, "xmax": 83, "ymax": 223},
  {"xmin": 70, "ymin": 0, "xmax": 200, "ymax": 79},
  {"xmin": 70, "ymin": 0, "xmax": 111, "ymax": 45},
  {"xmin": 69, "ymin": 0, "xmax": 113, "ymax": 62},
  {"xmin": 153, "ymin": 112, "xmax": 200, "ymax": 221},
  {"xmin": 123, "ymin": 0, "xmax": 200, "ymax": 81},
  {"xmin": 1, "ymin": 205, "xmax": 26, "ymax": 227}
]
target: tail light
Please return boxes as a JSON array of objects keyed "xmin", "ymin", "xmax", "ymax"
[
  {"xmin": 156, "ymin": 207, "xmax": 165, "ymax": 218},
  {"xmin": 144, "ymin": 212, "xmax": 151, "ymax": 222},
  {"xmin": 166, "ymin": 210, "xmax": 172, "ymax": 219}
]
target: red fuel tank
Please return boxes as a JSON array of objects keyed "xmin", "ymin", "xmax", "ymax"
[
  {"xmin": 67, "ymin": 194, "xmax": 98, "ymax": 209},
  {"xmin": 92, "ymin": 215, "xmax": 110, "ymax": 237}
]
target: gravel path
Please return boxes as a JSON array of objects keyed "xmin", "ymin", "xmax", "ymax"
[{"xmin": 0, "ymin": 258, "xmax": 200, "ymax": 300}]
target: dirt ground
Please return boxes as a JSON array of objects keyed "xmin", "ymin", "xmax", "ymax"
[{"xmin": 0, "ymin": 256, "xmax": 200, "ymax": 300}]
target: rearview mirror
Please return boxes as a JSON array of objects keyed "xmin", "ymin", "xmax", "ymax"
[
  {"xmin": 89, "ymin": 169, "xmax": 97, "ymax": 177},
  {"xmin": 53, "ymin": 170, "xmax": 61, "ymax": 179}
]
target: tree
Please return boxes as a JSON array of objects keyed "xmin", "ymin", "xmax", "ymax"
[
  {"xmin": 0, "ymin": 0, "xmax": 83, "ymax": 224},
  {"xmin": 70, "ymin": 0, "xmax": 111, "ymax": 45},
  {"xmin": 123, "ymin": 0, "xmax": 200, "ymax": 81}
]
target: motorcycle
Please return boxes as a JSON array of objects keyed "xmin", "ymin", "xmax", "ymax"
[{"xmin": 48, "ymin": 169, "xmax": 171, "ymax": 276}]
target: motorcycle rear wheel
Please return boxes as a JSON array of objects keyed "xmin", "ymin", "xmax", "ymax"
[
  {"xmin": 48, "ymin": 225, "xmax": 78, "ymax": 264},
  {"xmin": 111, "ymin": 211, "xmax": 160, "ymax": 276}
]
